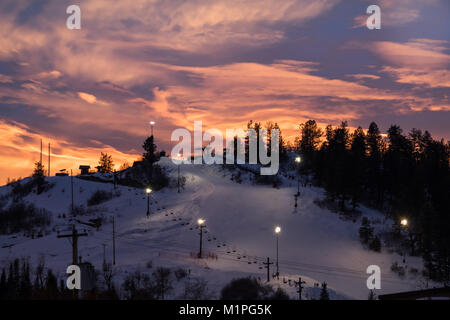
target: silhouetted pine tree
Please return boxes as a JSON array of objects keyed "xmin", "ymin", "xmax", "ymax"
[
  {"xmin": 319, "ymin": 282, "xmax": 330, "ymax": 300},
  {"xmin": 254, "ymin": 122, "xmax": 262, "ymax": 164},
  {"xmin": 298, "ymin": 120, "xmax": 323, "ymax": 185},
  {"xmin": 322, "ymin": 122, "xmax": 351, "ymax": 210},
  {"xmin": 0, "ymin": 268, "xmax": 6, "ymax": 299},
  {"xmin": 349, "ymin": 127, "xmax": 367, "ymax": 209},
  {"xmin": 245, "ymin": 120, "xmax": 253, "ymax": 163},
  {"xmin": 97, "ymin": 152, "xmax": 114, "ymax": 173},
  {"xmin": 18, "ymin": 260, "xmax": 32, "ymax": 299},
  {"xmin": 143, "ymin": 136, "xmax": 158, "ymax": 164},
  {"xmin": 366, "ymin": 122, "xmax": 383, "ymax": 207},
  {"xmin": 298, "ymin": 120, "xmax": 323, "ymax": 155},
  {"xmin": 32, "ymin": 161, "xmax": 46, "ymax": 194},
  {"xmin": 273, "ymin": 122, "xmax": 287, "ymax": 161},
  {"xmin": 293, "ymin": 119, "xmax": 449, "ymax": 281}
]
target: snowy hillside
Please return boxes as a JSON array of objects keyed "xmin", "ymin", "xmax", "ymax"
[{"xmin": 0, "ymin": 157, "xmax": 432, "ymax": 299}]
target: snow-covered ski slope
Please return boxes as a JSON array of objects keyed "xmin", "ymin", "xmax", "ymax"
[{"xmin": 0, "ymin": 157, "xmax": 431, "ymax": 299}]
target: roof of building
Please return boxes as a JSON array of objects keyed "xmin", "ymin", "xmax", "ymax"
[{"xmin": 378, "ymin": 287, "xmax": 450, "ymax": 300}]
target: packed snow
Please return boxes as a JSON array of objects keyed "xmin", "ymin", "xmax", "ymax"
[{"xmin": 0, "ymin": 157, "xmax": 433, "ymax": 299}]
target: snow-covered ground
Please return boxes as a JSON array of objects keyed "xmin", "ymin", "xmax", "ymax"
[{"xmin": 0, "ymin": 158, "xmax": 434, "ymax": 299}]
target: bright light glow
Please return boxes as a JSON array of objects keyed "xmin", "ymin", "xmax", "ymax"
[
  {"xmin": 295, "ymin": 156, "xmax": 301, "ymax": 163},
  {"xmin": 197, "ymin": 218, "xmax": 205, "ymax": 225},
  {"xmin": 150, "ymin": 121, "xmax": 155, "ymax": 125},
  {"xmin": 401, "ymin": 219, "xmax": 408, "ymax": 226},
  {"xmin": 146, "ymin": 188, "xmax": 152, "ymax": 194},
  {"xmin": 275, "ymin": 226, "xmax": 281, "ymax": 234}
]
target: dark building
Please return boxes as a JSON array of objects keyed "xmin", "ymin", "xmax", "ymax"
[
  {"xmin": 79, "ymin": 165, "xmax": 91, "ymax": 175},
  {"xmin": 55, "ymin": 169, "xmax": 69, "ymax": 176},
  {"xmin": 379, "ymin": 287, "xmax": 450, "ymax": 300}
]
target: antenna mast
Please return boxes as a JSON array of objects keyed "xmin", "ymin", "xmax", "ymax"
[
  {"xmin": 40, "ymin": 139, "xmax": 43, "ymax": 165},
  {"xmin": 48, "ymin": 143, "xmax": 51, "ymax": 177}
]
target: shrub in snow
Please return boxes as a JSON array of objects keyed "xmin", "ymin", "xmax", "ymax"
[
  {"xmin": 87, "ymin": 190, "xmax": 113, "ymax": 206},
  {"xmin": 119, "ymin": 163, "xmax": 169, "ymax": 191},
  {"xmin": 9, "ymin": 177, "xmax": 54, "ymax": 201},
  {"xmin": 122, "ymin": 270, "xmax": 156, "ymax": 300},
  {"xmin": 183, "ymin": 278, "xmax": 214, "ymax": 300},
  {"xmin": 152, "ymin": 267, "xmax": 173, "ymax": 300},
  {"xmin": 390, "ymin": 262, "xmax": 406, "ymax": 277},
  {"xmin": 174, "ymin": 268, "xmax": 188, "ymax": 281},
  {"xmin": 359, "ymin": 217, "xmax": 374, "ymax": 244},
  {"xmin": 0, "ymin": 202, "xmax": 52, "ymax": 235},
  {"xmin": 220, "ymin": 277, "xmax": 289, "ymax": 300},
  {"xmin": 369, "ymin": 236, "xmax": 382, "ymax": 252},
  {"xmin": 253, "ymin": 173, "xmax": 282, "ymax": 186}
]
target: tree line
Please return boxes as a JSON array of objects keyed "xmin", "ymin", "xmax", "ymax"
[{"xmin": 295, "ymin": 120, "xmax": 449, "ymax": 282}]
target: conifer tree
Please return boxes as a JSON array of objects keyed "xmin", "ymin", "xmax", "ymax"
[
  {"xmin": 98, "ymin": 152, "xmax": 114, "ymax": 173},
  {"xmin": 320, "ymin": 282, "xmax": 330, "ymax": 300},
  {"xmin": 143, "ymin": 136, "xmax": 158, "ymax": 164},
  {"xmin": 349, "ymin": 127, "xmax": 367, "ymax": 208}
]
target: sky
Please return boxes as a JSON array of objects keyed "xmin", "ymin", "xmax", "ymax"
[{"xmin": 0, "ymin": 0, "xmax": 449, "ymax": 183}]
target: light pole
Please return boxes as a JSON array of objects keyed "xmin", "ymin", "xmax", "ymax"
[
  {"xmin": 275, "ymin": 226, "xmax": 281, "ymax": 279},
  {"xmin": 177, "ymin": 153, "xmax": 181, "ymax": 193},
  {"xmin": 400, "ymin": 218, "xmax": 408, "ymax": 264},
  {"xmin": 198, "ymin": 219, "xmax": 205, "ymax": 258},
  {"xmin": 295, "ymin": 156, "xmax": 301, "ymax": 196},
  {"xmin": 150, "ymin": 121, "xmax": 155, "ymax": 137},
  {"xmin": 70, "ymin": 169, "xmax": 74, "ymax": 215},
  {"xmin": 146, "ymin": 188, "xmax": 152, "ymax": 218}
]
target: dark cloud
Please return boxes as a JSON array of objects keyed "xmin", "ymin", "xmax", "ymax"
[
  {"xmin": 355, "ymin": 110, "xmax": 450, "ymax": 140},
  {"xmin": 15, "ymin": 0, "xmax": 49, "ymax": 25}
]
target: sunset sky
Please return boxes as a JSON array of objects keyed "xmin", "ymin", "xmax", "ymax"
[{"xmin": 0, "ymin": 0, "xmax": 449, "ymax": 183}]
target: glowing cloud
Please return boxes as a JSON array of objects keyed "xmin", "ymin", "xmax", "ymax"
[{"xmin": 78, "ymin": 92, "xmax": 97, "ymax": 104}]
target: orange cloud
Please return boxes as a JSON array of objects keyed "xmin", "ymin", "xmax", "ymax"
[
  {"xmin": 142, "ymin": 60, "xmax": 427, "ymax": 141},
  {"xmin": 372, "ymin": 39, "xmax": 449, "ymax": 68},
  {"xmin": 381, "ymin": 66, "xmax": 450, "ymax": 88},
  {"xmin": 78, "ymin": 92, "xmax": 97, "ymax": 104},
  {"xmin": 79, "ymin": 0, "xmax": 340, "ymax": 52},
  {"xmin": 0, "ymin": 74, "xmax": 12, "ymax": 83},
  {"xmin": 374, "ymin": 40, "xmax": 450, "ymax": 88},
  {"xmin": 348, "ymin": 38, "xmax": 450, "ymax": 89},
  {"xmin": 346, "ymin": 74, "xmax": 381, "ymax": 80}
]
